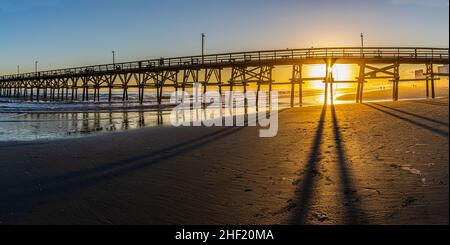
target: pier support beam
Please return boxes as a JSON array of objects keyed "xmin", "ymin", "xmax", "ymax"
[
  {"xmin": 30, "ymin": 84, "xmax": 34, "ymax": 101},
  {"xmin": 393, "ymin": 63, "xmax": 400, "ymax": 101},
  {"xmin": 118, "ymin": 74, "xmax": 133, "ymax": 102},
  {"xmin": 426, "ymin": 63, "xmax": 435, "ymax": 99},
  {"xmin": 356, "ymin": 63, "xmax": 366, "ymax": 103},
  {"xmin": 324, "ymin": 59, "xmax": 337, "ymax": 105},
  {"xmin": 358, "ymin": 63, "xmax": 400, "ymax": 102},
  {"xmin": 104, "ymin": 75, "xmax": 117, "ymax": 102},
  {"xmin": 133, "ymin": 73, "xmax": 145, "ymax": 104},
  {"xmin": 159, "ymin": 71, "xmax": 178, "ymax": 105},
  {"xmin": 228, "ymin": 65, "xmax": 273, "ymax": 107},
  {"xmin": 181, "ymin": 68, "xmax": 200, "ymax": 104},
  {"xmin": 202, "ymin": 68, "xmax": 222, "ymax": 104},
  {"xmin": 291, "ymin": 64, "xmax": 303, "ymax": 107},
  {"xmin": 82, "ymin": 77, "xmax": 90, "ymax": 101},
  {"xmin": 92, "ymin": 76, "xmax": 103, "ymax": 102}
]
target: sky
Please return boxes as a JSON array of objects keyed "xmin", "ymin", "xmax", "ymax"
[{"xmin": 0, "ymin": 0, "xmax": 448, "ymax": 74}]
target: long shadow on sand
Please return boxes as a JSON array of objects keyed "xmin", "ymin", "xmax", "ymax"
[
  {"xmin": 364, "ymin": 103, "xmax": 448, "ymax": 137},
  {"xmin": 413, "ymin": 100, "xmax": 449, "ymax": 107},
  {"xmin": 330, "ymin": 105, "xmax": 367, "ymax": 224},
  {"xmin": 0, "ymin": 125, "xmax": 247, "ymax": 222},
  {"xmin": 290, "ymin": 104, "xmax": 366, "ymax": 224},
  {"xmin": 288, "ymin": 104, "xmax": 327, "ymax": 224},
  {"xmin": 372, "ymin": 103, "xmax": 449, "ymax": 127}
]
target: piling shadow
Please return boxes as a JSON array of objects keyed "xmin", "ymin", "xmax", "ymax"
[
  {"xmin": 331, "ymin": 105, "xmax": 367, "ymax": 224},
  {"xmin": 372, "ymin": 103, "xmax": 449, "ymax": 127},
  {"xmin": 290, "ymin": 104, "xmax": 366, "ymax": 224},
  {"xmin": 414, "ymin": 100, "xmax": 449, "ymax": 107},
  {"xmin": 289, "ymin": 104, "xmax": 327, "ymax": 224},
  {"xmin": 364, "ymin": 103, "xmax": 448, "ymax": 137}
]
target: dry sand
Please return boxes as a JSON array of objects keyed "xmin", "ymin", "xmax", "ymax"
[
  {"xmin": 0, "ymin": 98, "xmax": 448, "ymax": 225},
  {"xmin": 337, "ymin": 86, "xmax": 449, "ymax": 102}
]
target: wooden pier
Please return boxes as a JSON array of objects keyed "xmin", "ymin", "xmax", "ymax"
[{"xmin": 0, "ymin": 47, "xmax": 448, "ymax": 106}]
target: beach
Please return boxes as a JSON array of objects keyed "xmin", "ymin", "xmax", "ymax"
[{"xmin": 0, "ymin": 98, "xmax": 448, "ymax": 225}]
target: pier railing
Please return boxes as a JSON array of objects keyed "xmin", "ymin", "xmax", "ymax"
[{"xmin": 0, "ymin": 47, "xmax": 448, "ymax": 82}]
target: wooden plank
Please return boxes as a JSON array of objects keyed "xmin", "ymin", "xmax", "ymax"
[
  {"xmin": 301, "ymin": 77, "xmax": 326, "ymax": 81},
  {"xmin": 223, "ymin": 80, "xmax": 277, "ymax": 85},
  {"xmin": 389, "ymin": 78, "xmax": 441, "ymax": 82},
  {"xmin": 362, "ymin": 76, "xmax": 394, "ymax": 79},
  {"xmin": 424, "ymin": 73, "xmax": 449, "ymax": 76},
  {"xmin": 322, "ymin": 80, "xmax": 366, "ymax": 84},
  {"xmin": 273, "ymin": 82, "xmax": 304, "ymax": 85}
]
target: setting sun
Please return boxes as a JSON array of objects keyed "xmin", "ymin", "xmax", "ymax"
[{"xmin": 305, "ymin": 64, "xmax": 355, "ymax": 90}]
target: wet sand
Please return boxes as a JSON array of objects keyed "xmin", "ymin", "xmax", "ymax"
[{"xmin": 0, "ymin": 98, "xmax": 448, "ymax": 225}]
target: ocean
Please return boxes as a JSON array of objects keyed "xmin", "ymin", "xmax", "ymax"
[{"xmin": 0, "ymin": 86, "xmax": 447, "ymax": 142}]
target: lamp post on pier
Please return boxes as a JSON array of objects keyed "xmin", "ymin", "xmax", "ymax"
[
  {"xmin": 201, "ymin": 33, "xmax": 205, "ymax": 64},
  {"xmin": 112, "ymin": 51, "xmax": 116, "ymax": 66},
  {"xmin": 360, "ymin": 33, "xmax": 364, "ymax": 57}
]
